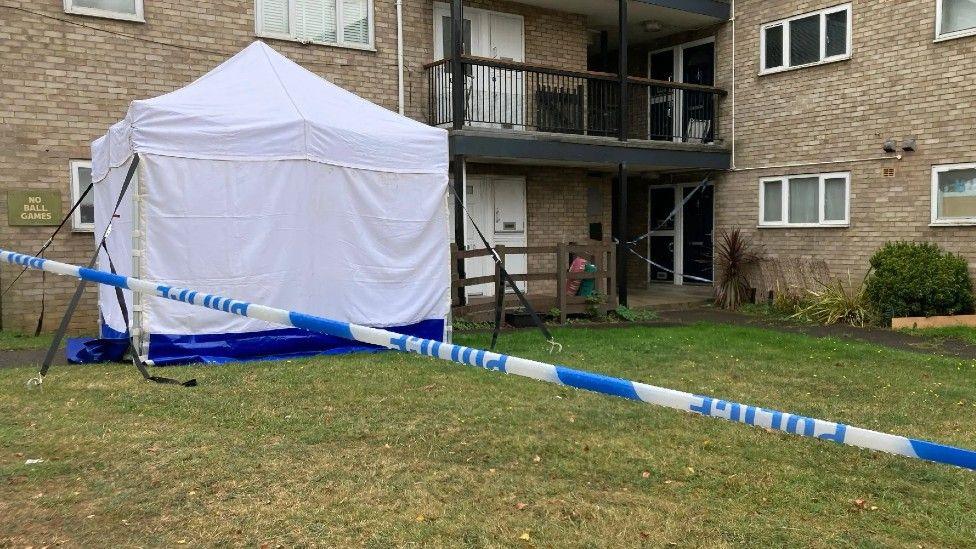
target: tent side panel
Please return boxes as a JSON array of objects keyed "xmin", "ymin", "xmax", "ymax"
[
  {"xmin": 94, "ymin": 157, "xmax": 136, "ymax": 337},
  {"xmin": 138, "ymin": 155, "xmax": 449, "ymax": 363}
]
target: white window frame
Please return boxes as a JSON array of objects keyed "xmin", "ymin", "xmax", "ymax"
[
  {"xmin": 63, "ymin": 0, "xmax": 145, "ymax": 22},
  {"xmin": 255, "ymin": 0, "xmax": 376, "ymax": 51},
  {"xmin": 70, "ymin": 160, "xmax": 95, "ymax": 233},
  {"xmin": 759, "ymin": 3, "xmax": 852, "ymax": 75},
  {"xmin": 931, "ymin": 163, "xmax": 976, "ymax": 225},
  {"xmin": 935, "ymin": 0, "xmax": 976, "ymax": 42},
  {"xmin": 759, "ymin": 172, "xmax": 850, "ymax": 228}
]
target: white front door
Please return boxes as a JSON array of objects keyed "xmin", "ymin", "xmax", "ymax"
[{"xmin": 458, "ymin": 175, "xmax": 527, "ymax": 297}]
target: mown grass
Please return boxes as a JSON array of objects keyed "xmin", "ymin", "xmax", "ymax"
[
  {"xmin": 0, "ymin": 330, "xmax": 53, "ymax": 351},
  {"xmin": 901, "ymin": 325, "xmax": 976, "ymax": 346},
  {"xmin": 1, "ymin": 324, "xmax": 975, "ymax": 547}
]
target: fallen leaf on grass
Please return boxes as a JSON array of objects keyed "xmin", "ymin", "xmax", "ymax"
[
  {"xmin": 415, "ymin": 514, "xmax": 426, "ymax": 522},
  {"xmin": 519, "ymin": 532, "xmax": 531, "ymax": 541},
  {"xmin": 533, "ymin": 455, "xmax": 541, "ymax": 463},
  {"xmin": 516, "ymin": 502, "xmax": 527, "ymax": 510},
  {"xmin": 641, "ymin": 471, "xmax": 651, "ymax": 479}
]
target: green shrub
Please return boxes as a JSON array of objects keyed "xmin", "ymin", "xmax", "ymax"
[{"xmin": 865, "ymin": 242, "xmax": 974, "ymax": 321}]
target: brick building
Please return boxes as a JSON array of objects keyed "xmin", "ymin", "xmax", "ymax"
[{"xmin": 9, "ymin": 0, "xmax": 971, "ymax": 333}]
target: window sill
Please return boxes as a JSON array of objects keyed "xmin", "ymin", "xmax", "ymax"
[
  {"xmin": 758, "ymin": 223, "xmax": 849, "ymax": 229},
  {"xmin": 934, "ymin": 27, "xmax": 976, "ymax": 43},
  {"xmin": 930, "ymin": 220, "xmax": 976, "ymax": 227},
  {"xmin": 64, "ymin": 7, "xmax": 144, "ymax": 23},
  {"xmin": 759, "ymin": 55, "xmax": 850, "ymax": 76},
  {"xmin": 256, "ymin": 33, "xmax": 376, "ymax": 52},
  {"xmin": 72, "ymin": 227, "xmax": 95, "ymax": 233}
]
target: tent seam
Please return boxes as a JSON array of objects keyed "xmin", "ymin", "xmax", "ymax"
[{"xmin": 259, "ymin": 43, "xmax": 311, "ymax": 156}]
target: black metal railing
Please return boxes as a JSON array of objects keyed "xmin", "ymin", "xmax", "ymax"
[{"xmin": 425, "ymin": 56, "xmax": 725, "ymax": 143}]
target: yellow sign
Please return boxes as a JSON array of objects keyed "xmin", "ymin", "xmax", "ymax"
[{"xmin": 7, "ymin": 190, "xmax": 62, "ymax": 226}]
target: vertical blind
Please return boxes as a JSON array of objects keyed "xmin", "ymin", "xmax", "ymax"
[{"xmin": 259, "ymin": 0, "xmax": 369, "ymax": 46}]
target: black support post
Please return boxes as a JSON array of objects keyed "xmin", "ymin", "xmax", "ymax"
[
  {"xmin": 616, "ymin": 162, "xmax": 628, "ymax": 307},
  {"xmin": 450, "ymin": 0, "xmax": 465, "ymax": 130},
  {"xmin": 618, "ymin": 0, "xmax": 628, "ymax": 141},
  {"xmin": 452, "ymin": 156, "xmax": 467, "ymax": 306}
]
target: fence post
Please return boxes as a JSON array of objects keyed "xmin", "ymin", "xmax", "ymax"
[{"xmin": 557, "ymin": 243, "xmax": 568, "ymax": 325}]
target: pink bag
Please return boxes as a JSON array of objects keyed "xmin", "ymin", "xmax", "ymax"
[{"xmin": 566, "ymin": 257, "xmax": 588, "ymax": 296}]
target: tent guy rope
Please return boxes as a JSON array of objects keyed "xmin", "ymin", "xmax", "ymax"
[{"xmin": 3, "ymin": 248, "xmax": 975, "ymax": 472}]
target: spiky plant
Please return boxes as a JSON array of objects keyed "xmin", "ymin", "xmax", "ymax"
[{"xmin": 713, "ymin": 228, "xmax": 763, "ymax": 310}]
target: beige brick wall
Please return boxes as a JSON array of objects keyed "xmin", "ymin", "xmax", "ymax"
[
  {"xmin": 0, "ymin": 0, "xmax": 587, "ymax": 333},
  {"xmin": 713, "ymin": 0, "xmax": 976, "ymax": 283}
]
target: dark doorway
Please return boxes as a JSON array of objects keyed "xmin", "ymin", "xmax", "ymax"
[
  {"xmin": 681, "ymin": 42, "xmax": 715, "ymax": 142},
  {"xmin": 648, "ymin": 50, "xmax": 675, "ymax": 141},
  {"xmin": 647, "ymin": 187, "xmax": 675, "ymax": 282},
  {"xmin": 682, "ymin": 185, "xmax": 713, "ymax": 284}
]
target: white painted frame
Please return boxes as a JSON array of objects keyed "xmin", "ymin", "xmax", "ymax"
[
  {"xmin": 758, "ymin": 172, "xmax": 850, "ymax": 228},
  {"xmin": 935, "ymin": 0, "xmax": 976, "ymax": 41},
  {"xmin": 759, "ymin": 3, "xmax": 852, "ymax": 75},
  {"xmin": 255, "ymin": 0, "xmax": 376, "ymax": 51},
  {"xmin": 647, "ymin": 36, "xmax": 716, "ymax": 143},
  {"xmin": 63, "ymin": 0, "xmax": 144, "ymax": 22},
  {"xmin": 931, "ymin": 163, "xmax": 976, "ymax": 225},
  {"xmin": 69, "ymin": 160, "xmax": 95, "ymax": 232}
]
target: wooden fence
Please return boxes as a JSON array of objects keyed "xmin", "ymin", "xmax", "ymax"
[{"xmin": 450, "ymin": 243, "xmax": 617, "ymax": 324}]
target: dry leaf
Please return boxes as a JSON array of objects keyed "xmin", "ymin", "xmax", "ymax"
[
  {"xmin": 641, "ymin": 471, "xmax": 651, "ymax": 478},
  {"xmin": 416, "ymin": 514, "xmax": 426, "ymax": 522},
  {"xmin": 516, "ymin": 502, "xmax": 527, "ymax": 510},
  {"xmin": 519, "ymin": 532, "xmax": 531, "ymax": 541},
  {"xmin": 853, "ymin": 498, "xmax": 868, "ymax": 510},
  {"xmin": 533, "ymin": 455, "xmax": 541, "ymax": 463}
]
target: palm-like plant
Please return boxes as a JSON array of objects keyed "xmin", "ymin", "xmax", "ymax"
[{"xmin": 713, "ymin": 228, "xmax": 763, "ymax": 310}]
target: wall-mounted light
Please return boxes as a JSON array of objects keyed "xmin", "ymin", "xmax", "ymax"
[
  {"xmin": 642, "ymin": 20, "xmax": 663, "ymax": 33},
  {"xmin": 883, "ymin": 139, "xmax": 897, "ymax": 153},
  {"xmin": 901, "ymin": 138, "xmax": 917, "ymax": 152}
]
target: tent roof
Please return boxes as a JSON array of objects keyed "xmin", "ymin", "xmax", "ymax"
[{"xmin": 92, "ymin": 41, "xmax": 447, "ymax": 181}]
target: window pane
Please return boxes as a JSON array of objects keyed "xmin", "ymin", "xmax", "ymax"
[
  {"xmin": 942, "ymin": 0, "xmax": 976, "ymax": 34},
  {"xmin": 261, "ymin": 0, "xmax": 290, "ymax": 34},
  {"xmin": 763, "ymin": 180, "xmax": 783, "ymax": 222},
  {"xmin": 764, "ymin": 25, "xmax": 784, "ymax": 69},
  {"xmin": 937, "ymin": 168, "xmax": 976, "ymax": 219},
  {"xmin": 824, "ymin": 177, "xmax": 847, "ymax": 221},
  {"xmin": 77, "ymin": 166, "xmax": 95, "ymax": 225},
  {"xmin": 788, "ymin": 177, "xmax": 819, "ymax": 223},
  {"xmin": 73, "ymin": 0, "xmax": 137, "ymax": 14},
  {"xmin": 789, "ymin": 15, "xmax": 821, "ymax": 66},
  {"xmin": 297, "ymin": 0, "xmax": 337, "ymax": 43},
  {"xmin": 825, "ymin": 10, "xmax": 848, "ymax": 56},
  {"xmin": 342, "ymin": 0, "xmax": 369, "ymax": 44}
]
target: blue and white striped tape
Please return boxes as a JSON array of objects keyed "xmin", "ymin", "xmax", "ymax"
[{"xmin": 3, "ymin": 248, "xmax": 974, "ymax": 471}]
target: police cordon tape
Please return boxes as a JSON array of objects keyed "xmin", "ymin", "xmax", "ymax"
[{"xmin": 3, "ymin": 248, "xmax": 975, "ymax": 471}]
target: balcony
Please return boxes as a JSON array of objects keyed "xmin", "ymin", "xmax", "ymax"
[{"xmin": 427, "ymin": 55, "xmax": 725, "ymax": 141}]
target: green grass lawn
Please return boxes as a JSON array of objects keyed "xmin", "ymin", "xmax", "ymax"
[
  {"xmin": 0, "ymin": 329, "xmax": 54, "ymax": 351},
  {"xmin": 1, "ymin": 324, "xmax": 975, "ymax": 547},
  {"xmin": 901, "ymin": 325, "xmax": 976, "ymax": 346}
]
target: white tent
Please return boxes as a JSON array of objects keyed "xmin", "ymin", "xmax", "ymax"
[{"xmin": 90, "ymin": 41, "xmax": 450, "ymax": 365}]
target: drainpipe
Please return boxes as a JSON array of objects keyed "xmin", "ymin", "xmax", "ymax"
[
  {"xmin": 730, "ymin": 0, "xmax": 736, "ymax": 169},
  {"xmin": 396, "ymin": 0, "xmax": 405, "ymax": 114}
]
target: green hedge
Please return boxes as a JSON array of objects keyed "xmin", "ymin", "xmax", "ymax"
[{"xmin": 865, "ymin": 242, "xmax": 974, "ymax": 321}]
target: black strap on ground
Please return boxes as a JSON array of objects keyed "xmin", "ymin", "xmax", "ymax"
[
  {"xmin": 102, "ymin": 242, "xmax": 195, "ymax": 387},
  {"xmin": 33, "ymin": 258, "xmax": 46, "ymax": 337},
  {"xmin": 448, "ymin": 188, "xmax": 557, "ymax": 350},
  {"xmin": 2, "ymin": 180, "xmax": 95, "ymax": 298}
]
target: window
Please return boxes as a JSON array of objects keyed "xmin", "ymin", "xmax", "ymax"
[
  {"xmin": 63, "ymin": 0, "xmax": 144, "ymax": 22},
  {"xmin": 256, "ymin": 0, "xmax": 374, "ymax": 49},
  {"xmin": 761, "ymin": 4, "xmax": 851, "ymax": 74},
  {"xmin": 937, "ymin": 0, "xmax": 976, "ymax": 40},
  {"xmin": 932, "ymin": 163, "xmax": 976, "ymax": 224},
  {"xmin": 760, "ymin": 173, "xmax": 850, "ymax": 227},
  {"xmin": 70, "ymin": 161, "xmax": 95, "ymax": 232}
]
